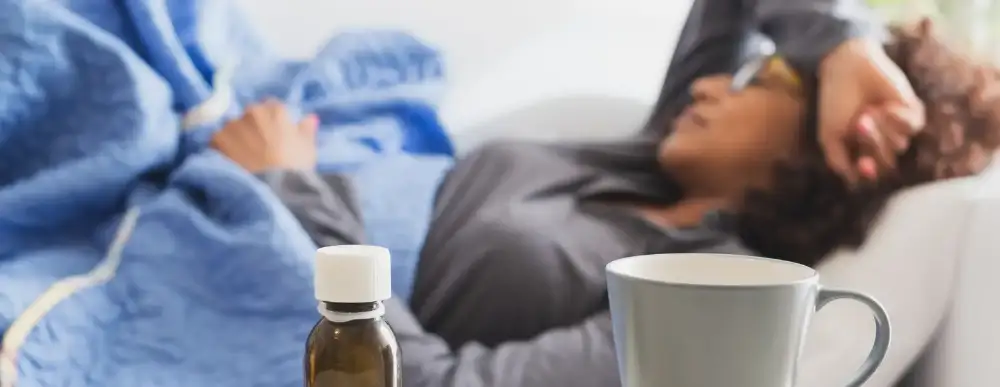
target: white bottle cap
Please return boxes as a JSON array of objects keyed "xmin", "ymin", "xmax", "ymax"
[{"xmin": 314, "ymin": 245, "xmax": 392, "ymax": 303}]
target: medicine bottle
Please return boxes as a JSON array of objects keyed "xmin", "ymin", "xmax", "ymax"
[{"xmin": 305, "ymin": 245, "xmax": 400, "ymax": 387}]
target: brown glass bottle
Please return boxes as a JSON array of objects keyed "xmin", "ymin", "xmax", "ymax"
[
  {"xmin": 307, "ymin": 245, "xmax": 399, "ymax": 387},
  {"xmin": 304, "ymin": 302, "xmax": 400, "ymax": 387}
]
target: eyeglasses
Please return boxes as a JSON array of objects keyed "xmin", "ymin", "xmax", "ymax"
[
  {"xmin": 731, "ymin": 54, "xmax": 771, "ymax": 91},
  {"xmin": 730, "ymin": 53, "xmax": 804, "ymax": 93}
]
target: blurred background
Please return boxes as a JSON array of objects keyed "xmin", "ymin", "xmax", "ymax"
[{"xmin": 868, "ymin": 0, "xmax": 1000, "ymax": 59}]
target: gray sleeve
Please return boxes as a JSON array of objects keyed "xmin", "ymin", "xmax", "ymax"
[
  {"xmin": 646, "ymin": 0, "xmax": 881, "ymax": 135},
  {"xmin": 386, "ymin": 299, "xmax": 619, "ymax": 387},
  {"xmin": 754, "ymin": 0, "xmax": 884, "ymax": 73},
  {"xmin": 255, "ymin": 169, "xmax": 365, "ymax": 247},
  {"xmin": 388, "ymin": 238, "xmax": 755, "ymax": 387}
]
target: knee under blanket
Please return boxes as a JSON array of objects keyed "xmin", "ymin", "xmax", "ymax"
[{"xmin": 0, "ymin": 0, "xmax": 454, "ymax": 386}]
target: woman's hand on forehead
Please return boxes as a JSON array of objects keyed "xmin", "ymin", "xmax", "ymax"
[{"xmin": 816, "ymin": 38, "xmax": 925, "ymax": 185}]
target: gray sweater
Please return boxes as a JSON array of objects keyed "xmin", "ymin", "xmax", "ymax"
[{"xmin": 259, "ymin": 0, "xmax": 888, "ymax": 386}]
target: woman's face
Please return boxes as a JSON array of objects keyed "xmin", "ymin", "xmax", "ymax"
[{"xmin": 659, "ymin": 56, "xmax": 808, "ymax": 193}]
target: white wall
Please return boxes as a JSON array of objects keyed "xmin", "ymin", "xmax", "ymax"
[{"xmin": 236, "ymin": 0, "xmax": 692, "ymax": 142}]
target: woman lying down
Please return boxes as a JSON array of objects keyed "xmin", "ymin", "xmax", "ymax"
[{"xmin": 211, "ymin": 0, "xmax": 1000, "ymax": 385}]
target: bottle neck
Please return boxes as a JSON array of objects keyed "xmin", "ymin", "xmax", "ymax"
[{"xmin": 318, "ymin": 301, "xmax": 385, "ymax": 323}]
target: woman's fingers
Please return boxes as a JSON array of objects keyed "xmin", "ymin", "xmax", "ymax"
[
  {"xmin": 266, "ymin": 99, "xmax": 291, "ymax": 127},
  {"xmin": 884, "ymin": 101, "xmax": 926, "ymax": 135},
  {"xmin": 855, "ymin": 113, "xmax": 897, "ymax": 177},
  {"xmin": 263, "ymin": 97, "xmax": 284, "ymax": 111},
  {"xmin": 853, "ymin": 102, "xmax": 923, "ymax": 180},
  {"xmin": 874, "ymin": 104, "xmax": 919, "ymax": 152},
  {"xmin": 299, "ymin": 114, "xmax": 319, "ymax": 135},
  {"xmin": 857, "ymin": 156, "xmax": 879, "ymax": 179}
]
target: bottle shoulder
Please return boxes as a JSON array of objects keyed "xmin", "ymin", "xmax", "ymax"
[
  {"xmin": 306, "ymin": 317, "xmax": 398, "ymax": 352},
  {"xmin": 304, "ymin": 317, "xmax": 401, "ymax": 387}
]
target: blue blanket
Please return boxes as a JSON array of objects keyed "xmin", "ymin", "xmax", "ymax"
[{"xmin": 0, "ymin": 0, "xmax": 454, "ymax": 386}]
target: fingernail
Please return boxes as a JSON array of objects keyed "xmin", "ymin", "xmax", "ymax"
[
  {"xmin": 857, "ymin": 115, "xmax": 875, "ymax": 135},
  {"xmin": 859, "ymin": 157, "xmax": 878, "ymax": 179}
]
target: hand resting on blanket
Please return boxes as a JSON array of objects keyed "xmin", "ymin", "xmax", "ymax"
[{"xmin": 211, "ymin": 100, "xmax": 319, "ymax": 172}]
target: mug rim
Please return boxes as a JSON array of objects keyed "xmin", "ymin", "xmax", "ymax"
[{"xmin": 606, "ymin": 253, "xmax": 818, "ymax": 289}]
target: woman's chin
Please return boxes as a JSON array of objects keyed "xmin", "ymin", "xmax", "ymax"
[{"xmin": 657, "ymin": 136, "xmax": 699, "ymax": 170}]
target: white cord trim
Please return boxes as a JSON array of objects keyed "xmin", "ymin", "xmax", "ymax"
[
  {"xmin": 317, "ymin": 302, "xmax": 386, "ymax": 323},
  {"xmin": 181, "ymin": 61, "xmax": 236, "ymax": 131},
  {"xmin": 0, "ymin": 208, "xmax": 141, "ymax": 387}
]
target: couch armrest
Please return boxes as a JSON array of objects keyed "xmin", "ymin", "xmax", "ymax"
[
  {"xmin": 795, "ymin": 178, "xmax": 978, "ymax": 387},
  {"xmin": 916, "ymin": 166, "xmax": 1000, "ymax": 387}
]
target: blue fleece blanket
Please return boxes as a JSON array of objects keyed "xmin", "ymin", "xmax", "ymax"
[{"xmin": 0, "ymin": 0, "xmax": 453, "ymax": 386}]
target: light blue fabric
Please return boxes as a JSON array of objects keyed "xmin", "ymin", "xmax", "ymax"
[{"xmin": 0, "ymin": 0, "xmax": 453, "ymax": 386}]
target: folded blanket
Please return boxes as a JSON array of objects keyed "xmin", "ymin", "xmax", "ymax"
[{"xmin": 0, "ymin": 0, "xmax": 452, "ymax": 386}]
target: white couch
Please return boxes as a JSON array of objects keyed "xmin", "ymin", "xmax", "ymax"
[{"xmin": 241, "ymin": 0, "xmax": 1000, "ymax": 385}]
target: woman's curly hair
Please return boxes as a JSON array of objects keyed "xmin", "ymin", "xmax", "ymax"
[{"xmin": 738, "ymin": 19, "xmax": 1000, "ymax": 267}]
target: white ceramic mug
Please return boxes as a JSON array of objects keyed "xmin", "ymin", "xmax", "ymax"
[{"xmin": 606, "ymin": 253, "xmax": 890, "ymax": 387}]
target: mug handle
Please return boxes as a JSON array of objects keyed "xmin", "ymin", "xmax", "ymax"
[{"xmin": 816, "ymin": 287, "xmax": 892, "ymax": 387}]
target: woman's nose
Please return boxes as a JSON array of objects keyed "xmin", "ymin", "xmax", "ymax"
[{"xmin": 690, "ymin": 75, "xmax": 733, "ymax": 102}]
